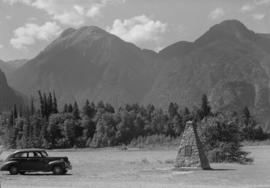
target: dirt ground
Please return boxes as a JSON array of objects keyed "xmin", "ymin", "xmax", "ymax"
[{"xmin": 0, "ymin": 146, "xmax": 270, "ymax": 188}]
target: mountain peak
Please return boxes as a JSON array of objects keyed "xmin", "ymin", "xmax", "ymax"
[
  {"xmin": 78, "ymin": 26, "xmax": 106, "ymax": 33},
  {"xmin": 60, "ymin": 26, "xmax": 107, "ymax": 38},
  {"xmin": 195, "ymin": 19, "xmax": 255, "ymax": 46},
  {"xmin": 60, "ymin": 28, "xmax": 77, "ymax": 38},
  {"xmin": 213, "ymin": 19, "xmax": 250, "ymax": 34}
]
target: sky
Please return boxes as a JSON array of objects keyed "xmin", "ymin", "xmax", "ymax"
[{"xmin": 0, "ymin": 0, "xmax": 270, "ymax": 61}]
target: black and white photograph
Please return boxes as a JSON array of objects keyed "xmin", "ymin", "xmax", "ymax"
[{"xmin": 0, "ymin": 0, "xmax": 270, "ymax": 187}]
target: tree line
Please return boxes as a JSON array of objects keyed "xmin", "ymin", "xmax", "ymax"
[{"xmin": 0, "ymin": 92, "xmax": 268, "ymax": 151}]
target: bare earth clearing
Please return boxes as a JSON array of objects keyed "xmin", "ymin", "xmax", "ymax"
[{"xmin": 0, "ymin": 146, "xmax": 270, "ymax": 188}]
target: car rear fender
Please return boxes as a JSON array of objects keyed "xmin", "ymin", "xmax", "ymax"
[
  {"xmin": 49, "ymin": 160, "xmax": 65, "ymax": 169},
  {"xmin": 0, "ymin": 161, "xmax": 18, "ymax": 171}
]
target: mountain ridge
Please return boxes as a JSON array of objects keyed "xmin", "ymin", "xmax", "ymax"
[
  {"xmin": 5, "ymin": 20, "xmax": 270, "ymax": 131},
  {"xmin": 9, "ymin": 25, "xmax": 165, "ymax": 106}
]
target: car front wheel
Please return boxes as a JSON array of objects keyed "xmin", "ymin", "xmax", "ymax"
[
  {"xmin": 52, "ymin": 165, "xmax": 64, "ymax": 175},
  {"xmin": 9, "ymin": 166, "xmax": 18, "ymax": 175}
]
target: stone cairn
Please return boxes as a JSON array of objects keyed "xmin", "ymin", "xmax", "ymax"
[{"xmin": 175, "ymin": 121, "xmax": 211, "ymax": 170}]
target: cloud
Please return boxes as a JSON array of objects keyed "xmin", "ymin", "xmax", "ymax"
[
  {"xmin": 5, "ymin": 15, "xmax": 12, "ymax": 19},
  {"xmin": 208, "ymin": 8, "xmax": 225, "ymax": 20},
  {"xmin": 0, "ymin": 44, "xmax": 3, "ymax": 49},
  {"xmin": 255, "ymin": 0, "xmax": 270, "ymax": 5},
  {"xmin": 252, "ymin": 13, "xmax": 265, "ymax": 20},
  {"xmin": 3, "ymin": 0, "xmax": 31, "ymax": 4},
  {"xmin": 86, "ymin": 4, "xmax": 102, "ymax": 18},
  {"xmin": 241, "ymin": 4, "xmax": 255, "ymax": 13},
  {"xmin": 10, "ymin": 21, "xmax": 61, "ymax": 49},
  {"xmin": 107, "ymin": 15, "xmax": 168, "ymax": 46},
  {"xmin": 240, "ymin": 0, "xmax": 270, "ymax": 14},
  {"xmin": 3, "ymin": 0, "xmax": 126, "ymax": 26}
]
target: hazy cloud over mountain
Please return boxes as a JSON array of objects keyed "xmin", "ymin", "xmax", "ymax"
[
  {"xmin": 107, "ymin": 15, "xmax": 167, "ymax": 47},
  {"xmin": 10, "ymin": 21, "xmax": 61, "ymax": 49}
]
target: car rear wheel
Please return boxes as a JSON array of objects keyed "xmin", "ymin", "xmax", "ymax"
[
  {"xmin": 9, "ymin": 166, "xmax": 18, "ymax": 175},
  {"xmin": 53, "ymin": 165, "xmax": 64, "ymax": 175}
]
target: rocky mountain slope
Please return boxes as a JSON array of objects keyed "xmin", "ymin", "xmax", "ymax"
[
  {"xmin": 0, "ymin": 68, "xmax": 24, "ymax": 111},
  {"xmin": 147, "ymin": 20, "xmax": 270, "ymax": 130},
  {"xmin": 8, "ymin": 26, "xmax": 164, "ymax": 106},
  {"xmin": 0, "ymin": 59, "xmax": 27, "ymax": 79}
]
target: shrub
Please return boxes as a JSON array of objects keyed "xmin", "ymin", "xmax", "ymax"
[{"xmin": 200, "ymin": 115, "xmax": 253, "ymax": 164}]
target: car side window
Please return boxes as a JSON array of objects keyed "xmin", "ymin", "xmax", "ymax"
[
  {"xmin": 35, "ymin": 152, "xmax": 43, "ymax": 157},
  {"xmin": 28, "ymin": 151, "xmax": 42, "ymax": 158},
  {"xmin": 41, "ymin": 151, "xmax": 48, "ymax": 157},
  {"xmin": 28, "ymin": 152, "xmax": 35, "ymax": 158}
]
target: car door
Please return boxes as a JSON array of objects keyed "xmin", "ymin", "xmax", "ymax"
[
  {"xmin": 27, "ymin": 152, "xmax": 45, "ymax": 171},
  {"xmin": 40, "ymin": 151, "xmax": 50, "ymax": 171},
  {"xmin": 13, "ymin": 152, "xmax": 28, "ymax": 171}
]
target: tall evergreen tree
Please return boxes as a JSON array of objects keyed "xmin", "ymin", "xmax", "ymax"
[
  {"xmin": 13, "ymin": 105, "xmax": 18, "ymax": 119},
  {"xmin": 30, "ymin": 97, "xmax": 35, "ymax": 115},
  {"xmin": 168, "ymin": 103, "xmax": 178, "ymax": 119},
  {"xmin": 38, "ymin": 91, "xmax": 45, "ymax": 117},
  {"xmin": 242, "ymin": 106, "xmax": 251, "ymax": 127},
  {"xmin": 72, "ymin": 102, "xmax": 80, "ymax": 119},
  {"xmin": 201, "ymin": 94, "xmax": 211, "ymax": 118},
  {"xmin": 68, "ymin": 104, "xmax": 73, "ymax": 113},
  {"xmin": 63, "ymin": 104, "xmax": 68, "ymax": 113},
  {"xmin": 48, "ymin": 92, "xmax": 53, "ymax": 115},
  {"xmin": 52, "ymin": 91, "xmax": 58, "ymax": 113}
]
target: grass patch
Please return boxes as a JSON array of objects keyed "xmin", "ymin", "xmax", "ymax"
[
  {"xmin": 141, "ymin": 158, "xmax": 150, "ymax": 164},
  {"xmin": 164, "ymin": 159, "xmax": 174, "ymax": 164},
  {"xmin": 242, "ymin": 140, "xmax": 270, "ymax": 146},
  {"xmin": 129, "ymin": 135, "xmax": 180, "ymax": 149}
]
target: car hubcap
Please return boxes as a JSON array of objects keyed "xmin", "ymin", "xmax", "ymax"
[
  {"xmin": 11, "ymin": 167, "xmax": 17, "ymax": 174},
  {"xmin": 54, "ymin": 167, "xmax": 61, "ymax": 174}
]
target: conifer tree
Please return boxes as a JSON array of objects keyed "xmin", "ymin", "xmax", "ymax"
[
  {"xmin": 242, "ymin": 106, "xmax": 251, "ymax": 127},
  {"xmin": 168, "ymin": 103, "xmax": 178, "ymax": 119},
  {"xmin": 52, "ymin": 91, "xmax": 58, "ymax": 113},
  {"xmin": 30, "ymin": 97, "xmax": 35, "ymax": 115},
  {"xmin": 48, "ymin": 92, "xmax": 53, "ymax": 115},
  {"xmin": 38, "ymin": 91, "xmax": 45, "ymax": 117},
  {"xmin": 13, "ymin": 105, "xmax": 18, "ymax": 119},
  {"xmin": 201, "ymin": 94, "xmax": 211, "ymax": 118},
  {"xmin": 83, "ymin": 100, "xmax": 91, "ymax": 116},
  {"xmin": 72, "ymin": 102, "xmax": 80, "ymax": 119},
  {"xmin": 43, "ymin": 93, "xmax": 48, "ymax": 118},
  {"xmin": 68, "ymin": 104, "xmax": 73, "ymax": 113},
  {"xmin": 63, "ymin": 104, "xmax": 68, "ymax": 113}
]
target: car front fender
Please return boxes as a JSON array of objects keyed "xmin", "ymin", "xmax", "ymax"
[
  {"xmin": 0, "ymin": 161, "xmax": 18, "ymax": 171},
  {"xmin": 48, "ymin": 160, "xmax": 65, "ymax": 169}
]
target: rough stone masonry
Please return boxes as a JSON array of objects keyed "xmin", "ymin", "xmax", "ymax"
[{"xmin": 175, "ymin": 121, "xmax": 211, "ymax": 170}]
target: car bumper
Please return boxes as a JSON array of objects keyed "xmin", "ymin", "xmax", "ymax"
[{"xmin": 65, "ymin": 163, "xmax": 72, "ymax": 170}]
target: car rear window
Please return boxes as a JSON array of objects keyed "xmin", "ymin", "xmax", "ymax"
[{"xmin": 14, "ymin": 152, "xmax": 27, "ymax": 158}]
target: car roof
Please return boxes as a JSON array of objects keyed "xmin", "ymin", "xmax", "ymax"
[{"xmin": 13, "ymin": 149, "xmax": 46, "ymax": 154}]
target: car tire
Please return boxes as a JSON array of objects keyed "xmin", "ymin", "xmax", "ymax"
[
  {"xmin": 9, "ymin": 166, "xmax": 18, "ymax": 175},
  {"xmin": 53, "ymin": 165, "xmax": 64, "ymax": 175}
]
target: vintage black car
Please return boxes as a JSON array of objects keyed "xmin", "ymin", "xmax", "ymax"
[{"xmin": 0, "ymin": 149, "xmax": 72, "ymax": 175}]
